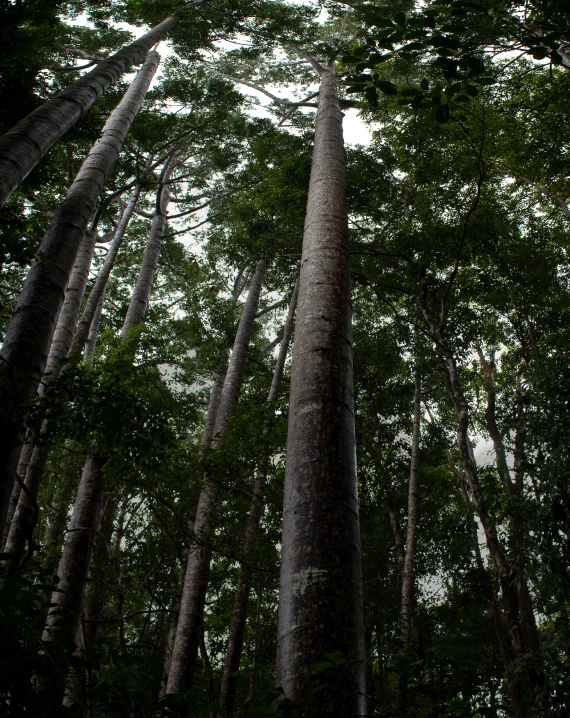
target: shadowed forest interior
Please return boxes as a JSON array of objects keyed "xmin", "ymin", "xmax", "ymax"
[{"xmin": 1, "ymin": 0, "xmax": 570, "ymax": 716}]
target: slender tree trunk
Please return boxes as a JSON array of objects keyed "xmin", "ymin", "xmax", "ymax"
[
  {"xmin": 41, "ymin": 465, "xmax": 80, "ymax": 577},
  {"xmin": 71, "ymin": 185, "xmax": 141, "ymax": 358},
  {"xmin": 0, "ymin": 51, "xmax": 161, "ymax": 534},
  {"xmin": 447, "ymin": 451, "xmax": 524, "ymax": 718},
  {"xmin": 43, "ymin": 449, "xmax": 107, "ymax": 647},
  {"xmin": 389, "ymin": 510, "xmax": 406, "ymax": 572},
  {"xmin": 393, "ymin": 357, "xmax": 422, "ymax": 714},
  {"xmin": 43, "ymin": 229, "xmax": 99, "ymax": 382},
  {"xmin": 418, "ymin": 290, "xmax": 526, "ymax": 659},
  {"xmin": 3, "ymin": 230, "xmax": 99, "ymax": 565},
  {"xmin": 83, "ymin": 293, "xmax": 105, "ymax": 360},
  {"xmin": 0, "ymin": 18, "xmax": 177, "ymax": 206},
  {"xmin": 477, "ymin": 348, "xmax": 541, "ymax": 656},
  {"xmin": 401, "ymin": 353, "xmax": 421, "ymax": 651},
  {"xmin": 2, "ymin": 442, "xmax": 33, "ymax": 549},
  {"xmin": 219, "ymin": 281, "xmax": 299, "ymax": 716},
  {"xmin": 165, "ymin": 259, "xmax": 266, "ymax": 696},
  {"xmin": 66, "ymin": 494, "xmax": 117, "ymax": 708},
  {"xmin": 121, "ymin": 156, "xmax": 177, "ymax": 338},
  {"xmin": 275, "ymin": 63, "xmax": 365, "ymax": 715}
]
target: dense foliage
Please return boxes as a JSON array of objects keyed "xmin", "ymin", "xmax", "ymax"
[{"xmin": 1, "ymin": 0, "xmax": 569, "ymax": 716}]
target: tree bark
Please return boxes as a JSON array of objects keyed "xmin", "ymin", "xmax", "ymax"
[
  {"xmin": 165, "ymin": 259, "xmax": 266, "ymax": 696},
  {"xmin": 121, "ymin": 155, "xmax": 176, "ymax": 338},
  {"xmin": 219, "ymin": 281, "xmax": 299, "ymax": 716},
  {"xmin": 71, "ymin": 185, "xmax": 141, "ymax": 359},
  {"xmin": 0, "ymin": 18, "xmax": 177, "ymax": 206},
  {"xmin": 275, "ymin": 63, "xmax": 365, "ymax": 716},
  {"xmin": 0, "ymin": 51, "xmax": 160, "ymax": 535},
  {"xmin": 43, "ymin": 449, "xmax": 107, "ymax": 647}
]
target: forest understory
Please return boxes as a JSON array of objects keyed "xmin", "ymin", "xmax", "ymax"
[{"xmin": 1, "ymin": 0, "xmax": 569, "ymax": 716}]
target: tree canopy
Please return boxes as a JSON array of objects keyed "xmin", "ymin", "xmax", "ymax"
[{"xmin": 1, "ymin": 1, "xmax": 569, "ymax": 716}]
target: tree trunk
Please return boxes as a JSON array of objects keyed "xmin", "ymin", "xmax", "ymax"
[
  {"xmin": 71, "ymin": 185, "xmax": 142, "ymax": 358},
  {"xmin": 401, "ymin": 353, "xmax": 421, "ymax": 652},
  {"xmin": 165, "ymin": 259, "xmax": 266, "ymax": 696},
  {"xmin": 43, "ymin": 229, "xmax": 98, "ymax": 383},
  {"xmin": 418, "ymin": 290, "xmax": 526, "ymax": 659},
  {"xmin": 219, "ymin": 281, "xmax": 299, "ymax": 716},
  {"xmin": 2, "ymin": 442, "xmax": 33, "ymax": 549},
  {"xmin": 0, "ymin": 51, "xmax": 160, "ymax": 535},
  {"xmin": 83, "ymin": 292, "xmax": 105, "ymax": 360},
  {"xmin": 121, "ymin": 155, "xmax": 177, "ymax": 338},
  {"xmin": 275, "ymin": 63, "xmax": 365, "ymax": 715},
  {"xmin": 0, "ymin": 18, "xmax": 177, "ymax": 206},
  {"xmin": 41, "ymin": 465, "xmax": 80, "ymax": 577},
  {"xmin": 447, "ymin": 451, "xmax": 524, "ymax": 718},
  {"xmin": 477, "ymin": 348, "xmax": 541, "ymax": 656},
  {"xmin": 43, "ymin": 449, "xmax": 107, "ymax": 647},
  {"xmin": 3, "ymin": 230, "xmax": 99, "ymax": 565}
]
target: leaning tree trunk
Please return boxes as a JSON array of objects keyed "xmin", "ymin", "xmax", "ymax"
[
  {"xmin": 41, "ymin": 151, "xmax": 177, "ymax": 683},
  {"xmin": 3, "ymin": 230, "xmax": 98, "ymax": 549},
  {"xmin": 71, "ymin": 185, "xmax": 142, "ymax": 357},
  {"xmin": 275, "ymin": 63, "xmax": 365, "ymax": 715},
  {"xmin": 219, "ymin": 280, "xmax": 299, "ymax": 716},
  {"xmin": 0, "ymin": 51, "xmax": 160, "ymax": 535},
  {"xmin": 165, "ymin": 259, "xmax": 266, "ymax": 696},
  {"xmin": 0, "ymin": 17, "xmax": 177, "ymax": 207},
  {"xmin": 3, "ymin": 230, "xmax": 100, "ymax": 565}
]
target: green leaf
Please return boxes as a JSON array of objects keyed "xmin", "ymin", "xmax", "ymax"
[
  {"xmin": 473, "ymin": 76, "xmax": 495, "ymax": 85},
  {"xmin": 420, "ymin": 78, "xmax": 430, "ymax": 91},
  {"xmin": 435, "ymin": 104, "xmax": 450, "ymax": 123},
  {"xmin": 394, "ymin": 11, "xmax": 407, "ymax": 26},
  {"xmin": 465, "ymin": 84, "xmax": 479, "ymax": 97},
  {"xmin": 375, "ymin": 80, "xmax": 397, "ymax": 95}
]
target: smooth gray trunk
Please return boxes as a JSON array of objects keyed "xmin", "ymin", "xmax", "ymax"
[
  {"xmin": 43, "ymin": 449, "xmax": 107, "ymax": 646},
  {"xmin": 275, "ymin": 65, "xmax": 365, "ymax": 715},
  {"xmin": 0, "ymin": 18, "xmax": 177, "ymax": 206},
  {"xmin": 0, "ymin": 52, "xmax": 160, "ymax": 535},
  {"xmin": 4, "ymin": 232, "xmax": 99, "ymax": 565},
  {"xmin": 121, "ymin": 156, "xmax": 177, "ymax": 338},
  {"xmin": 219, "ymin": 281, "xmax": 299, "ymax": 715},
  {"xmin": 43, "ymin": 229, "xmax": 99, "ymax": 386},
  {"xmin": 165, "ymin": 260, "xmax": 266, "ymax": 696},
  {"xmin": 72, "ymin": 185, "xmax": 142, "ymax": 358}
]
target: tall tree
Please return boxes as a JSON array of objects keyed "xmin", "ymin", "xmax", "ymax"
[
  {"xmin": 0, "ymin": 17, "xmax": 177, "ymax": 207},
  {"xmin": 275, "ymin": 53, "xmax": 366, "ymax": 714},
  {"xmin": 0, "ymin": 50, "xmax": 160, "ymax": 534},
  {"xmin": 166, "ymin": 259, "xmax": 267, "ymax": 696}
]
